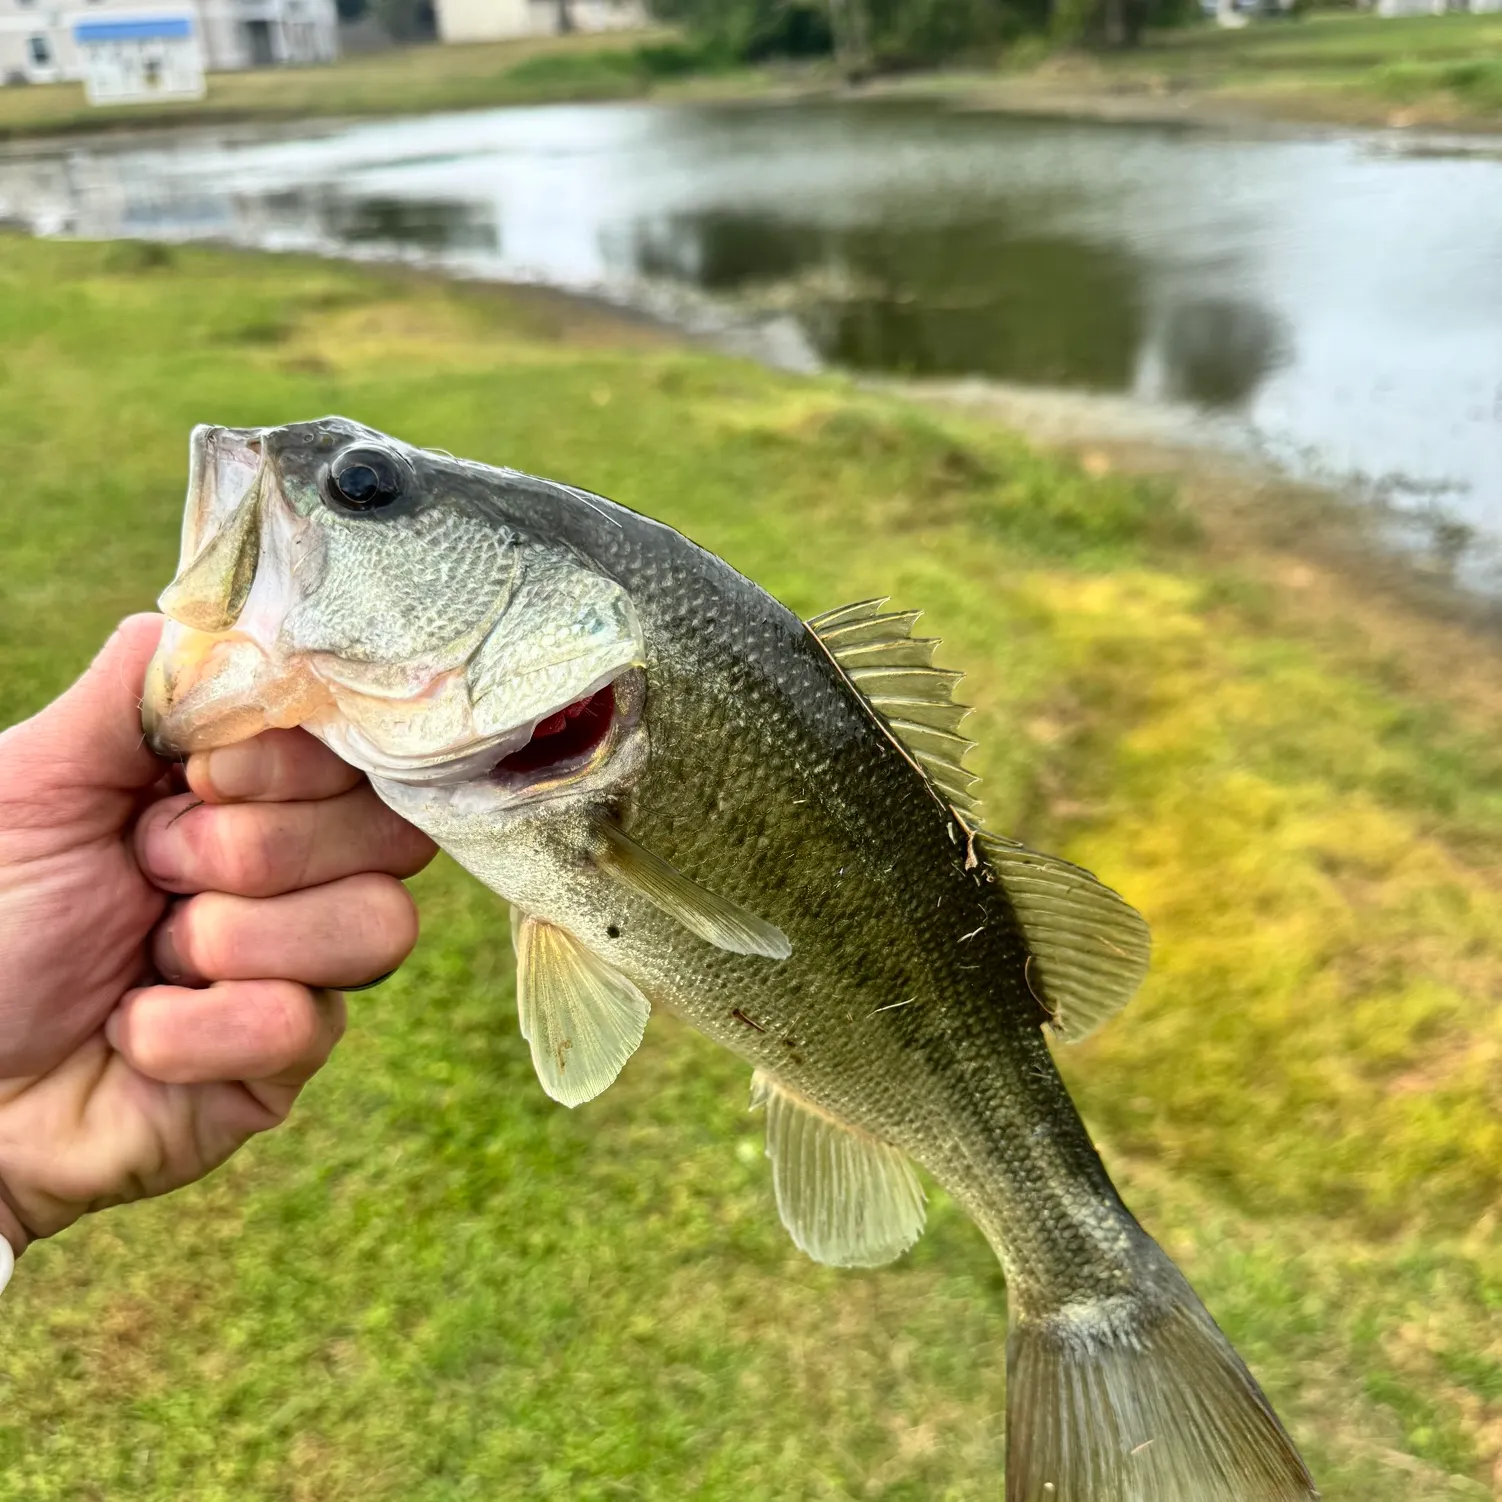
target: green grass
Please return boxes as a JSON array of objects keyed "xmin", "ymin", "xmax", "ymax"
[
  {"xmin": 1, "ymin": 234, "xmax": 1499, "ymax": 1498},
  {"xmin": 0, "ymin": 32, "xmax": 768, "ymax": 143},
  {"xmin": 997, "ymin": 11, "xmax": 1502, "ymax": 126}
]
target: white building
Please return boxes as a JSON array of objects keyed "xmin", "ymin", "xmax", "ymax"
[
  {"xmin": 1376, "ymin": 0, "xmax": 1502, "ymax": 11},
  {"xmin": 196, "ymin": 0, "xmax": 337, "ymax": 69},
  {"xmin": 434, "ymin": 0, "xmax": 645, "ymax": 45},
  {"xmin": 76, "ymin": 13, "xmax": 205, "ymax": 101},
  {"xmin": 0, "ymin": 0, "xmax": 335, "ymax": 84}
]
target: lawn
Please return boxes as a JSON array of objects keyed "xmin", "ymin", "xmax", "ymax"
[
  {"xmin": 0, "ymin": 31, "xmax": 779, "ymax": 143},
  {"xmin": 993, "ymin": 10, "xmax": 1502, "ymax": 127},
  {"xmin": 0, "ymin": 234, "xmax": 1497, "ymax": 1499}
]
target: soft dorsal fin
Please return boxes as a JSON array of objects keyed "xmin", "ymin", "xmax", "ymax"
[
  {"xmin": 750, "ymin": 1071, "xmax": 926, "ymax": 1268},
  {"xmin": 807, "ymin": 598, "xmax": 980, "ymax": 818},
  {"xmin": 978, "ymin": 832, "xmax": 1151, "ymax": 1042},
  {"xmin": 513, "ymin": 913, "xmax": 651, "ymax": 1107},
  {"xmin": 595, "ymin": 823, "xmax": 791, "ymax": 960}
]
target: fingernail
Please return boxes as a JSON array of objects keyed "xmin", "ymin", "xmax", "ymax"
[
  {"xmin": 202, "ymin": 742, "xmax": 265, "ymax": 801},
  {"xmin": 154, "ymin": 914, "xmax": 189, "ymax": 984}
]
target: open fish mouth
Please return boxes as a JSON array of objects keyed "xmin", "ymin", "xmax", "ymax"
[{"xmin": 495, "ymin": 680, "xmax": 617, "ymax": 778}]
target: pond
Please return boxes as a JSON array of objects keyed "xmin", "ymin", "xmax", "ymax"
[{"xmin": 3, "ymin": 100, "xmax": 1500, "ymax": 577}]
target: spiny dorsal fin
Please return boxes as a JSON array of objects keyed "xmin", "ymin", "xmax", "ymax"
[
  {"xmin": 513, "ymin": 913, "xmax": 651, "ymax": 1107},
  {"xmin": 750, "ymin": 1071, "xmax": 926, "ymax": 1268},
  {"xmin": 807, "ymin": 598, "xmax": 981, "ymax": 819},
  {"xmin": 595, "ymin": 824, "xmax": 791, "ymax": 960},
  {"xmin": 977, "ymin": 832, "xmax": 1151, "ymax": 1042}
]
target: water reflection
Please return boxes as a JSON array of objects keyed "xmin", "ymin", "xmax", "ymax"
[
  {"xmin": 626, "ymin": 208, "xmax": 1298, "ymax": 411},
  {"xmin": 320, "ymin": 193, "xmax": 498, "ymax": 253},
  {"xmin": 632, "ymin": 209, "xmax": 1153, "ymax": 390},
  {"xmin": 1157, "ymin": 298, "xmax": 1289, "ymax": 411}
]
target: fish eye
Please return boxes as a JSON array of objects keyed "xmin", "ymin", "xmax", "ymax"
[{"xmin": 324, "ymin": 447, "xmax": 406, "ymax": 513}]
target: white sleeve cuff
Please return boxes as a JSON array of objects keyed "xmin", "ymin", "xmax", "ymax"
[{"xmin": 0, "ymin": 1234, "xmax": 13, "ymax": 1296}]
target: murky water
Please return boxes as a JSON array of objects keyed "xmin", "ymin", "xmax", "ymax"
[{"xmin": 4, "ymin": 102, "xmax": 1500, "ymax": 570}]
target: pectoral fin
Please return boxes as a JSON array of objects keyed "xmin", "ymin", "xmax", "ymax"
[
  {"xmin": 514, "ymin": 914, "xmax": 650, "ymax": 1107},
  {"xmin": 751, "ymin": 1072, "xmax": 925, "ymax": 1268},
  {"xmin": 596, "ymin": 824, "xmax": 791, "ymax": 961}
]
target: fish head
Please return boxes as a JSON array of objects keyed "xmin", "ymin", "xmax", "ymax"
[{"xmin": 144, "ymin": 417, "xmax": 647, "ymax": 802}]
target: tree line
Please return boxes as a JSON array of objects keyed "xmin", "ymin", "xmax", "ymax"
[{"xmin": 648, "ymin": 0, "xmax": 1195, "ymax": 63}]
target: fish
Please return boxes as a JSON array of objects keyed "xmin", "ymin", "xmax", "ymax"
[{"xmin": 142, "ymin": 417, "xmax": 1319, "ymax": 1502}]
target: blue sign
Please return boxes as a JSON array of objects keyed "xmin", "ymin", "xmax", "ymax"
[{"xmin": 74, "ymin": 16, "xmax": 194, "ymax": 42}]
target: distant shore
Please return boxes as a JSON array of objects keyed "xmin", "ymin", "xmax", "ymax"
[{"xmin": 0, "ymin": 12, "xmax": 1499, "ymax": 146}]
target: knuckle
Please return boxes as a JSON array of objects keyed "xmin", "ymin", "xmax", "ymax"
[
  {"xmin": 348, "ymin": 876, "xmax": 419, "ymax": 968},
  {"xmin": 120, "ymin": 1000, "xmax": 177, "ymax": 1081},
  {"xmin": 176, "ymin": 895, "xmax": 237, "ymax": 978},
  {"xmin": 258, "ymin": 983, "xmax": 322, "ymax": 1067},
  {"xmin": 381, "ymin": 812, "xmax": 435, "ymax": 877},
  {"xmin": 369, "ymin": 878, "xmax": 420, "ymax": 960}
]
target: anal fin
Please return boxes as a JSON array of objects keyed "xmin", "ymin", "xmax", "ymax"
[
  {"xmin": 515, "ymin": 915, "xmax": 650, "ymax": 1108},
  {"xmin": 751, "ymin": 1072, "xmax": 925, "ymax": 1268}
]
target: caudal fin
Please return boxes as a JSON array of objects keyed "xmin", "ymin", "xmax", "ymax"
[{"xmin": 1006, "ymin": 1271, "xmax": 1318, "ymax": 1502}]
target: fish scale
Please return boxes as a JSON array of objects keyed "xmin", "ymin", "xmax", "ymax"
[{"xmin": 143, "ymin": 416, "xmax": 1319, "ymax": 1502}]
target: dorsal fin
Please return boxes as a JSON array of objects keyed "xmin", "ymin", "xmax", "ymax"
[
  {"xmin": 807, "ymin": 598, "xmax": 980, "ymax": 818},
  {"xmin": 977, "ymin": 832, "xmax": 1151, "ymax": 1042}
]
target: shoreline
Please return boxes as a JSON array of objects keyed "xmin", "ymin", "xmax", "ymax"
[
  {"xmin": 864, "ymin": 68, "xmax": 1502, "ymax": 141},
  {"xmin": 4, "ymin": 74, "xmax": 1499, "ymax": 151},
  {"xmin": 884, "ymin": 376, "xmax": 1502, "ymax": 647},
  {"xmin": 1, "ymin": 11, "xmax": 1500, "ymax": 148},
  {"xmin": 3, "ymin": 189, "xmax": 1493, "ymax": 633}
]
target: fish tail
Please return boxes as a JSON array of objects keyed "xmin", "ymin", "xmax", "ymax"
[{"xmin": 1005, "ymin": 1259, "xmax": 1318, "ymax": 1502}]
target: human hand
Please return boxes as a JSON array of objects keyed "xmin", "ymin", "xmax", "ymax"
[{"xmin": 0, "ymin": 615, "xmax": 435, "ymax": 1259}]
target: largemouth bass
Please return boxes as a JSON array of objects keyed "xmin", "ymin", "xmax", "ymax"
[{"xmin": 142, "ymin": 418, "xmax": 1318, "ymax": 1501}]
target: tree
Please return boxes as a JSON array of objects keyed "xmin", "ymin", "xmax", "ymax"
[
  {"xmin": 649, "ymin": 0, "xmax": 1174, "ymax": 61},
  {"xmin": 826, "ymin": 0, "xmax": 873, "ymax": 77}
]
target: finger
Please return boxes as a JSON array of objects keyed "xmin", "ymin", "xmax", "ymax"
[
  {"xmin": 106, "ymin": 980, "xmax": 346, "ymax": 1089},
  {"xmin": 135, "ymin": 784, "xmax": 436, "ymax": 897},
  {"xmin": 186, "ymin": 728, "xmax": 364, "ymax": 805},
  {"xmin": 0, "ymin": 614, "xmax": 165, "ymax": 797},
  {"xmin": 154, "ymin": 874, "xmax": 419, "ymax": 990}
]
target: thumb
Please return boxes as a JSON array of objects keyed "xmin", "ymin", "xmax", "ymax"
[{"xmin": 3, "ymin": 615, "xmax": 166, "ymax": 794}]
